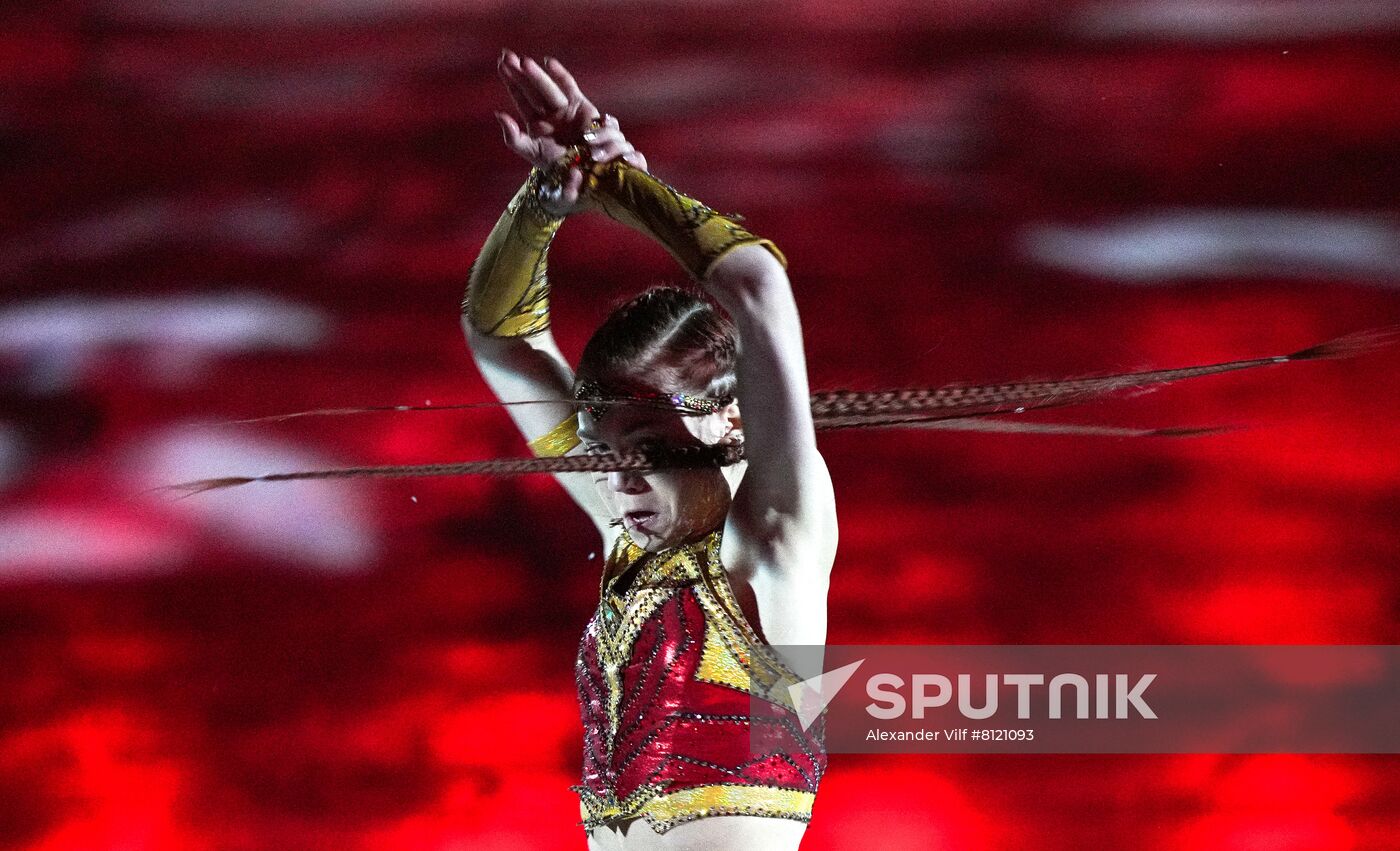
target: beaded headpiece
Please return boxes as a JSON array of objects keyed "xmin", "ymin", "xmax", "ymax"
[{"xmin": 573, "ymin": 378, "xmax": 732, "ymax": 420}]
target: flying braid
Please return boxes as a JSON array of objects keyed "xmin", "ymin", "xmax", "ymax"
[{"xmin": 156, "ymin": 326, "xmax": 1394, "ymax": 496}]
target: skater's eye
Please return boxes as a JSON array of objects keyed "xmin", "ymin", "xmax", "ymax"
[{"xmin": 584, "ymin": 442, "xmax": 609, "ymax": 455}]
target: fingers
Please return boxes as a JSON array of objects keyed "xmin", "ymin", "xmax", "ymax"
[
  {"xmin": 582, "ymin": 124, "xmax": 624, "ymax": 146},
  {"xmin": 580, "ymin": 115, "xmax": 645, "ymax": 170},
  {"xmin": 588, "ymin": 139, "xmax": 635, "ymax": 163},
  {"xmin": 564, "ymin": 166, "xmax": 585, "ymax": 199},
  {"xmin": 586, "ymin": 126, "xmax": 638, "ymax": 164},
  {"xmin": 500, "ymin": 51, "xmax": 550, "ymax": 115},
  {"xmin": 497, "ymin": 51, "xmax": 540, "ymax": 121},
  {"xmin": 494, "ymin": 111, "xmax": 533, "ymax": 159},
  {"xmin": 581, "ymin": 116, "xmax": 626, "ymax": 148},
  {"xmin": 543, "ymin": 56, "xmax": 588, "ymax": 107},
  {"xmin": 496, "ymin": 111, "xmax": 564, "ymax": 168},
  {"xmin": 520, "ymin": 56, "xmax": 569, "ymax": 112},
  {"xmin": 498, "ymin": 48, "xmax": 625, "ymax": 171}
]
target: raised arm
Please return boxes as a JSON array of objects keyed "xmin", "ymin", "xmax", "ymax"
[
  {"xmin": 462, "ymin": 51, "xmax": 644, "ymax": 540},
  {"xmin": 583, "ymin": 160, "xmax": 838, "ymax": 574},
  {"xmin": 706, "ymin": 246, "xmax": 837, "ymax": 570}
]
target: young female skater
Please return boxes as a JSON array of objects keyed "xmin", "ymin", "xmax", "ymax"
[
  {"xmin": 162, "ymin": 46, "xmax": 1391, "ymax": 851},
  {"xmin": 462, "ymin": 51, "xmax": 837, "ymax": 849}
]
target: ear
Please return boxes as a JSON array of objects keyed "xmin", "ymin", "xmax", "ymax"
[{"xmin": 721, "ymin": 400, "xmax": 743, "ymax": 443}]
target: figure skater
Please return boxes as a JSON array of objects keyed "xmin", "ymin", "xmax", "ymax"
[{"xmin": 463, "ymin": 50, "xmax": 835, "ymax": 849}]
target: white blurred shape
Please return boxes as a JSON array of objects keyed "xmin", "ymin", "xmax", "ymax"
[
  {"xmin": 0, "ymin": 507, "xmax": 189, "ymax": 580},
  {"xmin": 1076, "ymin": 0, "xmax": 1400, "ymax": 41},
  {"xmin": 599, "ymin": 60, "xmax": 759, "ymax": 117},
  {"xmin": 124, "ymin": 424, "xmax": 380, "ymax": 572},
  {"xmin": 0, "ymin": 293, "xmax": 324, "ymax": 350},
  {"xmin": 1020, "ymin": 210, "xmax": 1400, "ymax": 283},
  {"xmin": 0, "ymin": 293, "xmax": 328, "ymax": 391},
  {"xmin": 1, "ymin": 198, "xmax": 309, "ymax": 272}
]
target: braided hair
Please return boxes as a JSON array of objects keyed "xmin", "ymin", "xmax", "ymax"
[
  {"xmin": 574, "ymin": 285, "xmax": 737, "ymax": 405},
  {"xmin": 153, "ymin": 324, "xmax": 1398, "ymax": 496}
]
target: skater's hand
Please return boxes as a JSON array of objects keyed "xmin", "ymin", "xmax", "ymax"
[
  {"xmin": 495, "ymin": 50, "xmax": 647, "ymax": 216},
  {"xmin": 579, "ymin": 113, "xmax": 648, "ymax": 173}
]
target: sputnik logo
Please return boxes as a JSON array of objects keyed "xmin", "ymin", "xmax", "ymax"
[{"xmin": 788, "ymin": 659, "xmax": 866, "ymax": 731}]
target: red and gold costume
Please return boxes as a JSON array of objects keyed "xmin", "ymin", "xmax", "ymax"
[
  {"xmin": 572, "ymin": 524, "xmax": 827, "ymax": 835},
  {"xmin": 465, "ymin": 156, "xmax": 825, "ymax": 833}
]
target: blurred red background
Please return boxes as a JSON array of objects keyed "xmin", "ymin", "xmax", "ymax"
[{"xmin": 2, "ymin": 2, "xmax": 1398, "ymax": 849}]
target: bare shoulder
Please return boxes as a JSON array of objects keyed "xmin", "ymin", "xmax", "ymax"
[
  {"xmin": 721, "ymin": 451, "xmax": 838, "ymax": 581},
  {"xmin": 718, "ymin": 461, "xmax": 835, "ymax": 649}
]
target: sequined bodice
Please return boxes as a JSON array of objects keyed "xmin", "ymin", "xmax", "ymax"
[{"xmin": 571, "ymin": 525, "xmax": 826, "ymax": 835}]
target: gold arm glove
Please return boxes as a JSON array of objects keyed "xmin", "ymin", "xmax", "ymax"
[
  {"xmin": 527, "ymin": 412, "xmax": 582, "ymax": 458},
  {"xmin": 583, "ymin": 159, "xmax": 788, "ymax": 281},
  {"xmin": 462, "ymin": 168, "xmax": 564, "ymax": 337}
]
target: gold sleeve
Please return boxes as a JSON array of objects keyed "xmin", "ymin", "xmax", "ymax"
[
  {"xmin": 462, "ymin": 169, "xmax": 564, "ymax": 337},
  {"xmin": 582, "ymin": 160, "xmax": 787, "ymax": 282},
  {"xmin": 527, "ymin": 412, "xmax": 582, "ymax": 458}
]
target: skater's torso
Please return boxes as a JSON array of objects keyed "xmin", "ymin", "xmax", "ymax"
[{"xmin": 572, "ymin": 523, "xmax": 828, "ymax": 836}]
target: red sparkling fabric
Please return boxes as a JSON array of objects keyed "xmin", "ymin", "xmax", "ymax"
[{"xmin": 572, "ymin": 526, "xmax": 827, "ymax": 833}]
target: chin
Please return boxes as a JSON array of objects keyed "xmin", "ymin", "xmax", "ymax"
[
  {"xmin": 631, "ymin": 525, "xmax": 682, "ymax": 552},
  {"xmin": 634, "ymin": 532, "xmax": 674, "ymax": 553}
]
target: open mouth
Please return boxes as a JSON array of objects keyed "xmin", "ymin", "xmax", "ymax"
[{"xmin": 624, "ymin": 510, "xmax": 657, "ymax": 528}]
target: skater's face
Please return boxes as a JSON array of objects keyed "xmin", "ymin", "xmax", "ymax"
[{"xmin": 576, "ymin": 401, "xmax": 742, "ymax": 552}]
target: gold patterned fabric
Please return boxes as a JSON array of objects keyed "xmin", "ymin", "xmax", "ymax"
[
  {"xmin": 582, "ymin": 159, "xmax": 789, "ymax": 282},
  {"xmin": 572, "ymin": 525, "xmax": 826, "ymax": 836},
  {"xmin": 527, "ymin": 412, "xmax": 581, "ymax": 458},
  {"xmin": 461, "ymin": 168, "xmax": 562, "ymax": 337}
]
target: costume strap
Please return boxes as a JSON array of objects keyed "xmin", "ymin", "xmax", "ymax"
[
  {"xmin": 461, "ymin": 168, "xmax": 563, "ymax": 337},
  {"xmin": 582, "ymin": 159, "xmax": 787, "ymax": 281}
]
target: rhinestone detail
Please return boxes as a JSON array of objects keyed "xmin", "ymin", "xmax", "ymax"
[{"xmin": 573, "ymin": 526, "xmax": 827, "ymax": 835}]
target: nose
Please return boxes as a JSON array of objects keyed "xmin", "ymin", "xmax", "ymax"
[{"xmin": 608, "ymin": 469, "xmax": 647, "ymax": 494}]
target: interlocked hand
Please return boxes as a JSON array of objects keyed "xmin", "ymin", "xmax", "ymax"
[{"xmin": 495, "ymin": 50, "xmax": 648, "ymax": 216}]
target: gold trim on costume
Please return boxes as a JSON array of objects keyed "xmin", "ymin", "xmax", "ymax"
[
  {"xmin": 643, "ymin": 784, "xmax": 816, "ymax": 832},
  {"xmin": 462, "ymin": 168, "xmax": 563, "ymax": 338},
  {"xmin": 696, "ymin": 612, "xmax": 752, "ymax": 692},
  {"xmin": 583, "ymin": 160, "xmax": 788, "ymax": 282},
  {"xmin": 576, "ymin": 528, "xmax": 822, "ymax": 836},
  {"xmin": 575, "ymin": 782, "xmax": 816, "ymax": 835},
  {"xmin": 527, "ymin": 412, "xmax": 581, "ymax": 458}
]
